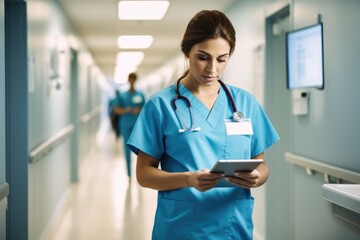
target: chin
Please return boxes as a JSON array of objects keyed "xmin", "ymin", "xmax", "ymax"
[{"xmin": 201, "ymin": 76, "xmax": 218, "ymax": 84}]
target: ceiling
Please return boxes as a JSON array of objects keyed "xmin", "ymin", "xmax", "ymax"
[{"xmin": 57, "ymin": 0, "xmax": 238, "ymax": 83}]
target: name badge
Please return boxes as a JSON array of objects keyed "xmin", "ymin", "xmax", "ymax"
[
  {"xmin": 132, "ymin": 95, "xmax": 142, "ymax": 104},
  {"xmin": 225, "ymin": 119, "xmax": 253, "ymax": 135}
]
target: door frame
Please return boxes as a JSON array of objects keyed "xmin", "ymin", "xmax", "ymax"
[
  {"xmin": 0, "ymin": 0, "xmax": 8, "ymax": 238},
  {"xmin": 5, "ymin": 0, "xmax": 28, "ymax": 239}
]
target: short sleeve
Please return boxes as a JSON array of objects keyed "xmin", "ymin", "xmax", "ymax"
[
  {"xmin": 250, "ymin": 98, "xmax": 280, "ymax": 158},
  {"xmin": 127, "ymin": 98, "xmax": 164, "ymax": 159}
]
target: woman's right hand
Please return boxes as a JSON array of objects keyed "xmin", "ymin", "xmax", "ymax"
[
  {"xmin": 188, "ymin": 169, "xmax": 224, "ymax": 192},
  {"xmin": 137, "ymin": 151, "xmax": 224, "ymax": 191}
]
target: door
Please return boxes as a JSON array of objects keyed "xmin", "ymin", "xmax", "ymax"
[{"xmin": 70, "ymin": 48, "xmax": 79, "ymax": 182}]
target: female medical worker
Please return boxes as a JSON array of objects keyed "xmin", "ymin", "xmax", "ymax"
[
  {"xmin": 114, "ymin": 72, "xmax": 145, "ymax": 182},
  {"xmin": 127, "ymin": 10, "xmax": 279, "ymax": 240}
]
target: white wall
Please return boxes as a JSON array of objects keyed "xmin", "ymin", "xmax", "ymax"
[
  {"xmin": 288, "ymin": 0, "xmax": 360, "ymax": 239},
  {"xmin": 27, "ymin": 1, "xmax": 104, "ymax": 239}
]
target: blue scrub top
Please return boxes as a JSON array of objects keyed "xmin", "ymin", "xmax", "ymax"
[
  {"xmin": 128, "ymin": 82, "xmax": 279, "ymax": 240},
  {"xmin": 116, "ymin": 90, "xmax": 145, "ymax": 129}
]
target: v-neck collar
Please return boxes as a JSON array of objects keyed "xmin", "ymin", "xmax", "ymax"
[{"xmin": 178, "ymin": 83, "xmax": 227, "ymax": 129}]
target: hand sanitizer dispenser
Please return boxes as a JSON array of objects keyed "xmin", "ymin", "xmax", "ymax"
[{"xmin": 292, "ymin": 89, "xmax": 309, "ymax": 115}]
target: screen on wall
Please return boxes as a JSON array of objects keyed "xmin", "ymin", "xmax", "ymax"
[{"xmin": 286, "ymin": 23, "xmax": 324, "ymax": 90}]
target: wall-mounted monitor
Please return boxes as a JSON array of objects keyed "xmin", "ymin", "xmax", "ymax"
[{"xmin": 286, "ymin": 23, "xmax": 324, "ymax": 90}]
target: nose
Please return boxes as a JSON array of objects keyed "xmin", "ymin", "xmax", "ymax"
[{"xmin": 206, "ymin": 60, "xmax": 217, "ymax": 74}]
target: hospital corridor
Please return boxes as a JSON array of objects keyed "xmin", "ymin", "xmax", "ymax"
[{"xmin": 1, "ymin": 0, "xmax": 360, "ymax": 240}]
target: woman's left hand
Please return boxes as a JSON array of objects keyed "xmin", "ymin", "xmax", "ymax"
[
  {"xmin": 225, "ymin": 169, "xmax": 261, "ymax": 189},
  {"xmin": 226, "ymin": 152, "xmax": 269, "ymax": 189}
]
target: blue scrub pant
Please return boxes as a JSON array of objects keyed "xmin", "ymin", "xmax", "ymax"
[{"xmin": 121, "ymin": 126, "xmax": 133, "ymax": 177}]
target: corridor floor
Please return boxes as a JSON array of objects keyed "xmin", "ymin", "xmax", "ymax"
[{"xmin": 44, "ymin": 126, "xmax": 157, "ymax": 240}]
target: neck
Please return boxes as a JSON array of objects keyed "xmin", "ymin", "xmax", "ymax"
[
  {"xmin": 180, "ymin": 76, "xmax": 220, "ymax": 110},
  {"xmin": 181, "ymin": 76, "xmax": 220, "ymax": 97},
  {"xmin": 129, "ymin": 86, "xmax": 135, "ymax": 92}
]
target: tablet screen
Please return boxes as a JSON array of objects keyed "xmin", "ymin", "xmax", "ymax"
[
  {"xmin": 210, "ymin": 159, "xmax": 263, "ymax": 176},
  {"xmin": 210, "ymin": 159, "xmax": 263, "ymax": 187}
]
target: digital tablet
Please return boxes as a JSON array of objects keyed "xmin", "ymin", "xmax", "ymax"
[{"xmin": 210, "ymin": 159, "xmax": 263, "ymax": 187}]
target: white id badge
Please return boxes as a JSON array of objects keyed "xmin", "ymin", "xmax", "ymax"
[
  {"xmin": 225, "ymin": 119, "xmax": 254, "ymax": 135},
  {"xmin": 132, "ymin": 95, "xmax": 142, "ymax": 103}
]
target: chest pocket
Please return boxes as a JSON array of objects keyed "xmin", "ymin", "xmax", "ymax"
[
  {"xmin": 225, "ymin": 134, "xmax": 251, "ymax": 159},
  {"xmin": 132, "ymin": 95, "xmax": 143, "ymax": 104}
]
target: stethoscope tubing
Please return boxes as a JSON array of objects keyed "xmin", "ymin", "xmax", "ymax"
[
  {"xmin": 218, "ymin": 79, "xmax": 238, "ymax": 113},
  {"xmin": 173, "ymin": 79, "xmax": 238, "ymax": 113},
  {"xmin": 172, "ymin": 78, "xmax": 243, "ymax": 133}
]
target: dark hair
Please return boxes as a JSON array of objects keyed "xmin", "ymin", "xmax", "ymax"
[
  {"xmin": 181, "ymin": 10, "xmax": 236, "ymax": 57},
  {"xmin": 128, "ymin": 72, "xmax": 137, "ymax": 81}
]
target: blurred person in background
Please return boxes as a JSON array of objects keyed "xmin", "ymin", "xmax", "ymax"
[{"xmin": 114, "ymin": 73, "xmax": 145, "ymax": 183}]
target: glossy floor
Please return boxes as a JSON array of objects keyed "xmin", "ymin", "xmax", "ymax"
[{"xmin": 44, "ymin": 128, "xmax": 157, "ymax": 240}]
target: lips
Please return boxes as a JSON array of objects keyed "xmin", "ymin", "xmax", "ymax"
[{"xmin": 202, "ymin": 75, "xmax": 217, "ymax": 81}]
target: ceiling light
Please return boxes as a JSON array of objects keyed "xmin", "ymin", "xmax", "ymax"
[
  {"xmin": 116, "ymin": 51, "xmax": 144, "ymax": 66},
  {"xmin": 118, "ymin": 1, "xmax": 170, "ymax": 20},
  {"xmin": 117, "ymin": 35, "xmax": 154, "ymax": 49}
]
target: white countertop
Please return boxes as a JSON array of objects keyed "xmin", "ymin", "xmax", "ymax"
[{"xmin": 321, "ymin": 184, "xmax": 360, "ymax": 214}]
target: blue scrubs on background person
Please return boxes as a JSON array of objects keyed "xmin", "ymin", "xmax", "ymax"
[
  {"xmin": 127, "ymin": 83, "xmax": 279, "ymax": 239},
  {"xmin": 114, "ymin": 73, "xmax": 145, "ymax": 180},
  {"xmin": 127, "ymin": 10, "xmax": 280, "ymax": 240}
]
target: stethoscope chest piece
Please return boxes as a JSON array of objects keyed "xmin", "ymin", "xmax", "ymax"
[{"xmin": 232, "ymin": 111, "xmax": 243, "ymax": 122}]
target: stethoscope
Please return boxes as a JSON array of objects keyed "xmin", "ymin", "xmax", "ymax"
[{"xmin": 172, "ymin": 79, "xmax": 244, "ymax": 133}]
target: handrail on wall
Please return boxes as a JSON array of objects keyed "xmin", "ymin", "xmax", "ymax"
[
  {"xmin": 0, "ymin": 181, "xmax": 9, "ymax": 202},
  {"xmin": 285, "ymin": 152, "xmax": 360, "ymax": 184},
  {"xmin": 29, "ymin": 124, "xmax": 74, "ymax": 164},
  {"xmin": 28, "ymin": 106, "xmax": 101, "ymax": 164},
  {"xmin": 80, "ymin": 106, "xmax": 102, "ymax": 124}
]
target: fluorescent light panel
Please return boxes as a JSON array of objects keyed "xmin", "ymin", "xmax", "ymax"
[
  {"xmin": 118, "ymin": 1, "xmax": 170, "ymax": 20},
  {"xmin": 116, "ymin": 51, "xmax": 144, "ymax": 66},
  {"xmin": 118, "ymin": 35, "xmax": 153, "ymax": 49}
]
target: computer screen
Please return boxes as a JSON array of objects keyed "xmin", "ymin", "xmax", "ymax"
[{"xmin": 286, "ymin": 23, "xmax": 324, "ymax": 90}]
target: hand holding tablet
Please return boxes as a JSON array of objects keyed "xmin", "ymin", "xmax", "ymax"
[{"xmin": 210, "ymin": 159, "xmax": 263, "ymax": 187}]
